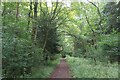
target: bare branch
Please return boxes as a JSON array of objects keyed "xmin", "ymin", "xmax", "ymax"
[
  {"xmin": 40, "ymin": 3, "xmax": 45, "ymax": 16},
  {"xmin": 58, "ymin": 30, "xmax": 78, "ymax": 39},
  {"xmin": 87, "ymin": 0, "xmax": 103, "ymax": 32},
  {"xmin": 51, "ymin": 1, "xmax": 59, "ymax": 20}
]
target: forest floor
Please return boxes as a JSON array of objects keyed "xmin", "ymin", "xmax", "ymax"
[{"xmin": 50, "ymin": 58, "xmax": 71, "ymax": 78}]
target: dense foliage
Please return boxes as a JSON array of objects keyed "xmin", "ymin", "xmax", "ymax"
[{"xmin": 1, "ymin": 1, "xmax": 119, "ymax": 78}]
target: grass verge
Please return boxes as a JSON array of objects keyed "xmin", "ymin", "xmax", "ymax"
[
  {"xmin": 66, "ymin": 55, "xmax": 118, "ymax": 78},
  {"xmin": 31, "ymin": 58, "xmax": 60, "ymax": 78}
]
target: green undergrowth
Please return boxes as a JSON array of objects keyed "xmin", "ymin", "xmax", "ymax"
[
  {"xmin": 67, "ymin": 55, "xmax": 119, "ymax": 78},
  {"xmin": 31, "ymin": 58, "xmax": 60, "ymax": 78}
]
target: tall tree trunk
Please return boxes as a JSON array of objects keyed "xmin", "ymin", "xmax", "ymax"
[
  {"xmin": 1, "ymin": 2, "xmax": 6, "ymax": 77},
  {"xmin": 2, "ymin": 3, "xmax": 6, "ymax": 26},
  {"xmin": 28, "ymin": 2, "xmax": 33, "ymax": 29},
  {"xmin": 82, "ymin": 4, "xmax": 97, "ymax": 64},
  {"xmin": 31, "ymin": 2, "xmax": 38, "ymax": 44},
  {"xmin": 12, "ymin": 2, "xmax": 19, "ymax": 78},
  {"xmin": 13, "ymin": 2, "xmax": 19, "ymax": 54}
]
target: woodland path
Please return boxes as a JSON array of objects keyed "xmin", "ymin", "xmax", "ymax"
[{"xmin": 50, "ymin": 58, "xmax": 71, "ymax": 79}]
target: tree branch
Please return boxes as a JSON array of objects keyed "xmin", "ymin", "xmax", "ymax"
[{"xmin": 87, "ymin": 0, "xmax": 103, "ymax": 32}]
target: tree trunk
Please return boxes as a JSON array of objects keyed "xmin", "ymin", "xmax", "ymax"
[
  {"xmin": 28, "ymin": 2, "xmax": 33, "ymax": 30},
  {"xmin": 31, "ymin": 2, "xmax": 38, "ymax": 43}
]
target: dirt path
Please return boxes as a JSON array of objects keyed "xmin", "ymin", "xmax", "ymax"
[{"xmin": 50, "ymin": 58, "xmax": 71, "ymax": 78}]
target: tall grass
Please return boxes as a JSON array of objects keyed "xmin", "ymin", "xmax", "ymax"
[
  {"xmin": 67, "ymin": 55, "xmax": 118, "ymax": 78},
  {"xmin": 31, "ymin": 58, "xmax": 60, "ymax": 78}
]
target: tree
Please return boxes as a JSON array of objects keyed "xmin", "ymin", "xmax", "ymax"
[{"xmin": 103, "ymin": 2, "xmax": 120, "ymax": 33}]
